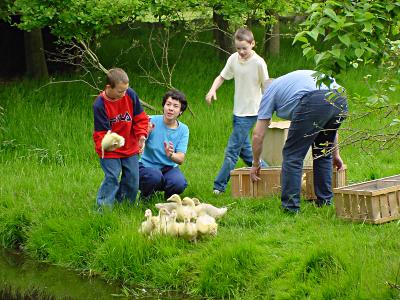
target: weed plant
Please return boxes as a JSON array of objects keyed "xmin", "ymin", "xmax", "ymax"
[{"xmin": 0, "ymin": 23, "xmax": 399, "ymax": 299}]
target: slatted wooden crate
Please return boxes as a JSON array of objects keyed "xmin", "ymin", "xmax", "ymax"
[
  {"xmin": 230, "ymin": 167, "xmax": 282, "ymax": 198},
  {"xmin": 303, "ymin": 166, "xmax": 347, "ymax": 200},
  {"xmin": 231, "ymin": 166, "xmax": 347, "ymax": 199},
  {"xmin": 333, "ymin": 175, "xmax": 400, "ymax": 224}
]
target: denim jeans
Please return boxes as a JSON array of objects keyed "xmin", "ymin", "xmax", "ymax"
[
  {"xmin": 214, "ymin": 115, "xmax": 266, "ymax": 192},
  {"xmin": 139, "ymin": 163, "xmax": 187, "ymax": 199},
  {"xmin": 96, "ymin": 155, "xmax": 139, "ymax": 207},
  {"xmin": 281, "ymin": 90, "xmax": 347, "ymax": 212}
]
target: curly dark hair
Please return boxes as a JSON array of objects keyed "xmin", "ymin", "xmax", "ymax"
[{"xmin": 162, "ymin": 89, "xmax": 188, "ymax": 114}]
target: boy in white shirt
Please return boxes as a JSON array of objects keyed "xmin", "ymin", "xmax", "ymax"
[{"xmin": 205, "ymin": 28, "xmax": 269, "ymax": 194}]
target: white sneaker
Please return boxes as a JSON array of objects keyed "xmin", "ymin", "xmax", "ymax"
[{"xmin": 213, "ymin": 189, "xmax": 223, "ymax": 195}]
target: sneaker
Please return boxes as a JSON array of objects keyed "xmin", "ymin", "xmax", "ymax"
[{"xmin": 213, "ymin": 189, "xmax": 223, "ymax": 195}]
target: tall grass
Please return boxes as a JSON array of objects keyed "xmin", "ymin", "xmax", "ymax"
[{"xmin": 0, "ymin": 23, "xmax": 399, "ymax": 299}]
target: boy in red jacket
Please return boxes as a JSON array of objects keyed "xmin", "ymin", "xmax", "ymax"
[{"xmin": 93, "ymin": 68, "xmax": 149, "ymax": 208}]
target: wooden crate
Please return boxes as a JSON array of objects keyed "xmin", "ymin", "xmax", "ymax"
[
  {"xmin": 261, "ymin": 121, "xmax": 313, "ymax": 166},
  {"xmin": 303, "ymin": 166, "xmax": 347, "ymax": 200},
  {"xmin": 333, "ymin": 175, "xmax": 400, "ymax": 224},
  {"xmin": 231, "ymin": 166, "xmax": 346, "ymax": 199},
  {"xmin": 230, "ymin": 167, "xmax": 282, "ymax": 198}
]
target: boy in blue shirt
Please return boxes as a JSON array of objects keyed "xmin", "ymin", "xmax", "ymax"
[{"xmin": 139, "ymin": 90, "xmax": 189, "ymax": 199}]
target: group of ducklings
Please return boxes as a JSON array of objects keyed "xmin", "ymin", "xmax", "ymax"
[{"xmin": 139, "ymin": 194, "xmax": 228, "ymax": 241}]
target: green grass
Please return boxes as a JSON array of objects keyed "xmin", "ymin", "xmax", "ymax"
[{"xmin": 1, "ymin": 23, "xmax": 400, "ymax": 299}]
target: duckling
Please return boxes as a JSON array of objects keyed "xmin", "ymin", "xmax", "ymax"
[
  {"xmin": 195, "ymin": 203, "xmax": 227, "ymax": 220},
  {"xmin": 167, "ymin": 194, "xmax": 182, "ymax": 204},
  {"xmin": 166, "ymin": 209, "xmax": 179, "ymax": 237},
  {"xmin": 158, "ymin": 207, "xmax": 170, "ymax": 235},
  {"xmin": 179, "ymin": 217, "xmax": 197, "ymax": 242},
  {"xmin": 155, "ymin": 202, "xmax": 178, "ymax": 213},
  {"xmin": 192, "ymin": 197, "xmax": 201, "ymax": 205},
  {"xmin": 101, "ymin": 130, "xmax": 125, "ymax": 158},
  {"xmin": 196, "ymin": 211, "xmax": 218, "ymax": 236},
  {"xmin": 169, "ymin": 196, "xmax": 197, "ymax": 221},
  {"xmin": 139, "ymin": 209, "xmax": 154, "ymax": 235}
]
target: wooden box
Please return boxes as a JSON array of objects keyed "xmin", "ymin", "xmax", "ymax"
[
  {"xmin": 333, "ymin": 175, "xmax": 400, "ymax": 224},
  {"xmin": 303, "ymin": 166, "xmax": 347, "ymax": 200},
  {"xmin": 261, "ymin": 121, "xmax": 313, "ymax": 166},
  {"xmin": 231, "ymin": 167, "xmax": 282, "ymax": 198},
  {"xmin": 230, "ymin": 166, "xmax": 347, "ymax": 199}
]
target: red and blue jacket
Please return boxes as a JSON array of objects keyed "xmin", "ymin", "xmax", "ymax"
[{"xmin": 93, "ymin": 87, "xmax": 149, "ymax": 158}]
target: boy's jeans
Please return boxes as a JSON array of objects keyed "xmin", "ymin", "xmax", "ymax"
[
  {"xmin": 281, "ymin": 90, "xmax": 347, "ymax": 212},
  {"xmin": 96, "ymin": 155, "xmax": 139, "ymax": 207},
  {"xmin": 214, "ymin": 115, "xmax": 266, "ymax": 192}
]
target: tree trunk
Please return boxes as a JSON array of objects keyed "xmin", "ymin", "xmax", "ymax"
[
  {"xmin": 263, "ymin": 14, "xmax": 280, "ymax": 57},
  {"xmin": 212, "ymin": 7, "xmax": 231, "ymax": 59},
  {"xmin": 24, "ymin": 28, "xmax": 48, "ymax": 78}
]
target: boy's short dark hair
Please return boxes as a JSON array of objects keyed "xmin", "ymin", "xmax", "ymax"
[
  {"xmin": 234, "ymin": 28, "xmax": 254, "ymax": 43},
  {"xmin": 106, "ymin": 68, "xmax": 129, "ymax": 88},
  {"xmin": 162, "ymin": 89, "xmax": 187, "ymax": 114}
]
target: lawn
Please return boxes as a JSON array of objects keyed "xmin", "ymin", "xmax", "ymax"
[{"xmin": 0, "ymin": 23, "xmax": 399, "ymax": 299}]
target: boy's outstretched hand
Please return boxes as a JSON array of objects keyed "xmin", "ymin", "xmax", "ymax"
[{"xmin": 205, "ymin": 90, "xmax": 217, "ymax": 105}]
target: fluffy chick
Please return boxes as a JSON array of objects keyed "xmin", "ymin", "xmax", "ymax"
[
  {"xmin": 101, "ymin": 130, "xmax": 125, "ymax": 158},
  {"xmin": 179, "ymin": 217, "xmax": 197, "ymax": 242},
  {"xmin": 170, "ymin": 196, "xmax": 197, "ymax": 222},
  {"xmin": 196, "ymin": 211, "xmax": 218, "ymax": 236},
  {"xmin": 139, "ymin": 209, "xmax": 154, "ymax": 235}
]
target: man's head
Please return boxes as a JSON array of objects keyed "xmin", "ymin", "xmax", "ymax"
[
  {"xmin": 234, "ymin": 28, "xmax": 255, "ymax": 60},
  {"xmin": 105, "ymin": 68, "xmax": 129, "ymax": 100},
  {"xmin": 162, "ymin": 90, "xmax": 187, "ymax": 119}
]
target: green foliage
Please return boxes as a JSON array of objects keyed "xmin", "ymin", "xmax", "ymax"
[
  {"xmin": 294, "ymin": 0, "xmax": 400, "ymax": 77},
  {"xmin": 9, "ymin": 0, "xmax": 143, "ymax": 41},
  {"xmin": 0, "ymin": 24, "xmax": 400, "ymax": 299}
]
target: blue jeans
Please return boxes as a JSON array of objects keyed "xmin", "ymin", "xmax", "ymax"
[
  {"xmin": 214, "ymin": 115, "xmax": 266, "ymax": 192},
  {"xmin": 96, "ymin": 155, "xmax": 139, "ymax": 207},
  {"xmin": 139, "ymin": 163, "xmax": 187, "ymax": 199},
  {"xmin": 281, "ymin": 90, "xmax": 347, "ymax": 212}
]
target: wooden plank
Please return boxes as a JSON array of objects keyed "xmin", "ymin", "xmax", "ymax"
[
  {"xmin": 350, "ymin": 194, "xmax": 360, "ymax": 220},
  {"xmin": 334, "ymin": 193, "xmax": 344, "ymax": 218},
  {"xmin": 387, "ymin": 192, "xmax": 399, "ymax": 217},
  {"xmin": 359, "ymin": 195, "xmax": 368, "ymax": 221},
  {"xmin": 379, "ymin": 194, "xmax": 391, "ymax": 218},
  {"xmin": 343, "ymin": 194, "xmax": 351, "ymax": 219}
]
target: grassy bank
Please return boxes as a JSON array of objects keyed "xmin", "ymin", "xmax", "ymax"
[{"xmin": 1, "ymin": 24, "xmax": 400, "ymax": 299}]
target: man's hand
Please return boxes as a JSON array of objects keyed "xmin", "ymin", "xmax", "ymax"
[
  {"xmin": 250, "ymin": 164, "xmax": 261, "ymax": 182},
  {"xmin": 333, "ymin": 154, "xmax": 344, "ymax": 171}
]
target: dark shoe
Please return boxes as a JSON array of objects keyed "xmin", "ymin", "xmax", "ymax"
[
  {"xmin": 281, "ymin": 207, "xmax": 300, "ymax": 215},
  {"xmin": 315, "ymin": 199, "xmax": 332, "ymax": 207}
]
